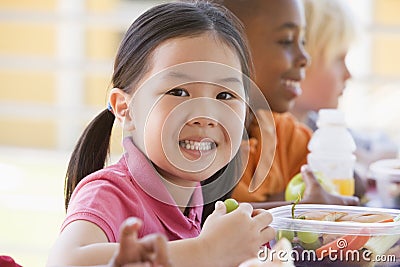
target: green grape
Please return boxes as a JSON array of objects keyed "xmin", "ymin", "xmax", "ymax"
[
  {"xmin": 297, "ymin": 231, "xmax": 319, "ymax": 244},
  {"xmin": 300, "ymin": 238, "xmax": 322, "ymax": 250},
  {"xmin": 224, "ymin": 198, "xmax": 239, "ymax": 213},
  {"xmin": 277, "ymin": 229, "xmax": 295, "ymax": 242}
]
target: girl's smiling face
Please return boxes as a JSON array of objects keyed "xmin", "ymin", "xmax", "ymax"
[{"xmin": 125, "ymin": 33, "xmax": 246, "ymax": 186}]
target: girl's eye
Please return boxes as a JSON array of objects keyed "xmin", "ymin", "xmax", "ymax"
[
  {"xmin": 216, "ymin": 92, "xmax": 235, "ymax": 100},
  {"xmin": 278, "ymin": 39, "xmax": 294, "ymax": 46},
  {"xmin": 166, "ymin": 88, "xmax": 189, "ymax": 97}
]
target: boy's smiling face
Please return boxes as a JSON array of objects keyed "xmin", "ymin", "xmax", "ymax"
[
  {"xmin": 241, "ymin": 0, "xmax": 310, "ymax": 113},
  {"xmin": 126, "ymin": 33, "xmax": 246, "ymax": 187}
]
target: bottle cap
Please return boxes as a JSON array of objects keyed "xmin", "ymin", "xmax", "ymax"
[
  {"xmin": 308, "ymin": 129, "xmax": 356, "ymax": 153},
  {"xmin": 309, "ymin": 108, "xmax": 356, "ymax": 153},
  {"xmin": 316, "ymin": 109, "xmax": 346, "ymax": 128}
]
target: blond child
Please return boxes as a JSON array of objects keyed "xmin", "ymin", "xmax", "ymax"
[
  {"xmin": 291, "ymin": 0, "xmax": 356, "ymax": 125},
  {"xmin": 292, "ymin": 0, "xmax": 396, "ymax": 192}
]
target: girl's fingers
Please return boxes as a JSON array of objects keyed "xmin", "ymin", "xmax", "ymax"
[
  {"xmin": 251, "ymin": 209, "xmax": 275, "ymax": 245},
  {"xmin": 252, "ymin": 210, "xmax": 273, "ymax": 231},
  {"xmin": 120, "ymin": 217, "xmax": 142, "ymax": 240},
  {"xmin": 251, "ymin": 208, "xmax": 269, "ymax": 217},
  {"xmin": 252, "ymin": 209, "xmax": 272, "ymax": 222},
  {"xmin": 131, "ymin": 234, "xmax": 171, "ymax": 266},
  {"xmin": 118, "ymin": 218, "xmax": 142, "ymax": 256},
  {"xmin": 207, "ymin": 200, "xmax": 232, "ymax": 221},
  {"xmin": 213, "ymin": 201, "xmax": 227, "ymax": 216},
  {"xmin": 259, "ymin": 226, "xmax": 276, "ymax": 244},
  {"xmin": 235, "ymin": 202, "xmax": 253, "ymax": 215},
  {"xmin": 113, "ymin": 217, "xmax": 143, "ymax": 266},
  {"xmin": 144, "ymin": 234, "xmax": 171, "ymax": 267}
]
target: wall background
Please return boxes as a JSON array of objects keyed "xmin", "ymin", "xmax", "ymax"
[
  {"xmin": 0, "ymin": 0, "xmax": 399, "ymax": 266},
  {"xmin": 342, "ymin": 0, "xmax": 400, "ymax": 145}
]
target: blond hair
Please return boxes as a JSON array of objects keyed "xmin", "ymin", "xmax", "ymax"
[{"xmin": 302, "ymin": 0, "xmax": 357, "ymax": 64}]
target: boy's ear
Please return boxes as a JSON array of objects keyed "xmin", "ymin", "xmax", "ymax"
[{"xmin": 109, "ymin": 88, "xmax": 135, "ymax": 131}]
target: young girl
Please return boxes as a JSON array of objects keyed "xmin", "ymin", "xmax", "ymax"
[{"xmin": 46, "ymin": 1, "xmax": 274, "ymax": 266}]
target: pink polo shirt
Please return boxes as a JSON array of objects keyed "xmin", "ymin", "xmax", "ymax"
[{"xmin": 61, "ymin": 137, "xmax": 203, "ymax": 242}]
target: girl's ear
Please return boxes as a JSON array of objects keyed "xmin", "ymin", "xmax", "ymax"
[{"xmin": 109, "ymin": 88, "xmax": 135, "ymax": 131}]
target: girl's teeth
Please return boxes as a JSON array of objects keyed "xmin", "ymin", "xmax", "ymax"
[{"xmin": 179, "ymin": 140, "xmax": 215, "ymax": 151}]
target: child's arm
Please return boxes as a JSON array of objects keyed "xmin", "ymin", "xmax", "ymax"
[
  {"xmin": 47, "ymin": 202, "xmax": 274, "ymax": 267},
  {"xmin": 46, "ymin": 220, "xmax": 118, "ymax": 266},
  {"xmin": 48, "ymin": 217, "xmax": 170, "ymax": 267}
]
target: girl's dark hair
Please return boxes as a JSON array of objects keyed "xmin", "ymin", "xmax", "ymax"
[{"xmin": 64, "ymin": 0, "xmax": 253, "ymax": 211}]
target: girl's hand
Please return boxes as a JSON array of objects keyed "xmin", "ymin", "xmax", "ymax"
[
  {"xmin": 199, "ymin": 201, "xmax": 275, "ymax": 267},
  {"xmin": 109, "ymin": 217, "xmax": 171, "ymax": 267},
  {"xmin": 300, "ymin": 165, "xmax": 359, "ymax": 206}
]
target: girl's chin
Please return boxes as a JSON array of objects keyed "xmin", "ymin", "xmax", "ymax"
[
  {"xmin": 174, "ymin": 166, "xmax": 224, "ymax": 184},
  {"xmin": 179, "ymin": 146, "xmax": 216, "ymax": 161}
]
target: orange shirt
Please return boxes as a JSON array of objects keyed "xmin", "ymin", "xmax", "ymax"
[{"xmin": 232, "ymin": 111, "xmax": 312, "ymax": 202}]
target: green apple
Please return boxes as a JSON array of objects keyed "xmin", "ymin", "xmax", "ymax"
[{"xmin": 285, "ymin": 172, "xmax": 337, "ymax": 201}]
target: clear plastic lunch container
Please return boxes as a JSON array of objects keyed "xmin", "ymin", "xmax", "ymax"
[
  {"xmin": 267, "ymin": 204, "xmax": 400, "ymax": 266},
  {"xmin": 370, "ymin": 159, "xmax": 400, "ymax": 209}
]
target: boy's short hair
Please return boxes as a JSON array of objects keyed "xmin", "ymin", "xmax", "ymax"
[
  {"xmin": 303, "ymin": 0, "xmax": 358, "ymax": 64},
  {"xmin": 216, "ymin": 0, "xmax": 264, "ymax": 21}
]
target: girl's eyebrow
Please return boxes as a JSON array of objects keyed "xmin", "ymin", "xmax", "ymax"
[
  {"xmin": 167, "ymin": 71, "xmax": 192, "ymax": 81},
  {"xmin": 166, "ymin": 71, "xmax": 242, "ymax": 84},
  {"xmin": 219, "ymin": 77, "xmax": 242, "ymax": 84}
]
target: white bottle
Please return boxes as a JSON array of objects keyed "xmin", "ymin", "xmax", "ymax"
[{"xmin": 307, "ymin": 109, "xmax": 356, "ymax": 196}]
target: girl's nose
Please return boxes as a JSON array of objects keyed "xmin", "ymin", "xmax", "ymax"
[{"xmin": 188, "ymin": 117, "xmax": 218, "ymax": 127}]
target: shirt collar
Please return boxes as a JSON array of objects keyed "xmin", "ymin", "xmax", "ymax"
[{"xmin": 122, "ymin": 137, "xmax": 203, "ymax": 209}]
